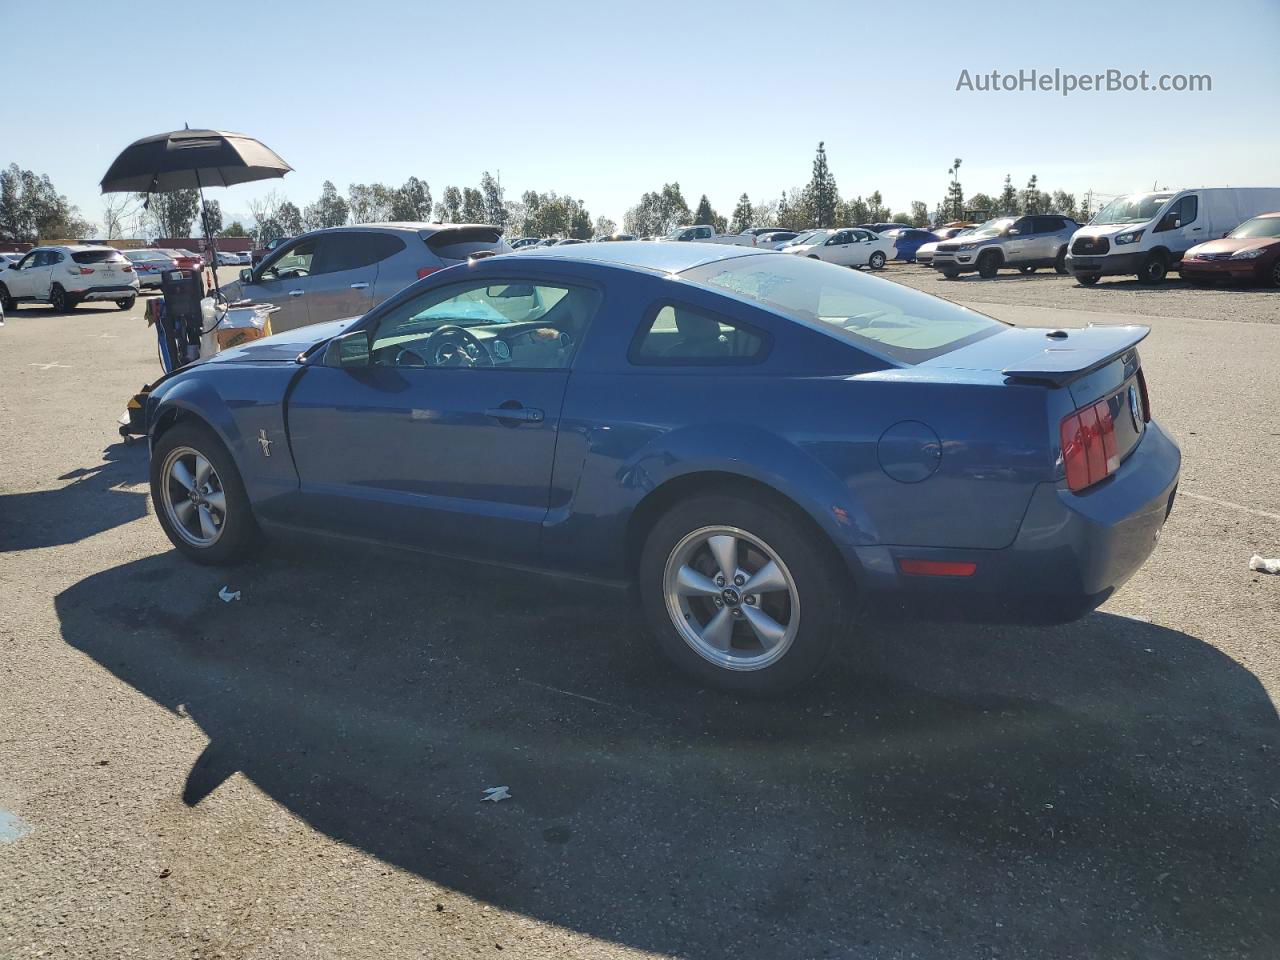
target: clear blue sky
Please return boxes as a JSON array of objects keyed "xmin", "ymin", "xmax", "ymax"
[{"xmin": 6, "ymin": 0, "xmax": 1278, "ymax": 230}]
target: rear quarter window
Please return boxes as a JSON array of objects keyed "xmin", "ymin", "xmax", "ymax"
[{"xmin": 630, "ymin": 303, "xmax": 768, "ymax": 366}]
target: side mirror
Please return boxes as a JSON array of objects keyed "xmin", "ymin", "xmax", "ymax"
[
  {"xmin": 7, "ymin": 262, "xmax": 17, "ymax": 270},
  {"xmin": 238, "ymin": 268, "xmax": 253, "ymax": 284},
  {"xmin": 323, "ymin": 329, "xmax": 371, "ymax": 368},
  {"xmin": 1157, "ymin": 215, "xmax": 1178, "ymax": 231}
]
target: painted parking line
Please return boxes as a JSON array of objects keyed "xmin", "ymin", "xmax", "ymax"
[
  {"xmin": 28, "ymin": 362, "xmax": 71, "ymax": 370},
  {"xmin": 1180, "ymin": 490, "xmax": 1280, "ymax": 523}
]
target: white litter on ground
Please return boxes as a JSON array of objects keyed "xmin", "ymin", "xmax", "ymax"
[
  {"xmin": 218, "ymin": 586, "xmax": 241, "ymax": 602},
  {"xmin": 1249, "ymin": 555, "xmax": 1280, "ymax": 575},
  {"xmin": 481, "ymin": 786, "xmax": 511, "ymax": 803}
]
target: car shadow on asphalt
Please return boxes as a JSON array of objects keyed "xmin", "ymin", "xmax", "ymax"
[
  {"xmin": 1, "ymin": 442, "xmax": 148, "ymax": 551},
  {"xmin": 55, "ymin": 544, "xmax": 1280, "ymax": 958}
]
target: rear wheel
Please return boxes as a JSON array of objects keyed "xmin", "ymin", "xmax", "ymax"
[
  {"xmin": 868, "ymin": 250, "xmax": 887, "ymax": 270},
  {"xmin": 50, "ymin": 284, "xmax": 72, "ymax": 312},
  {"xmin": 1138, "ymin": 252, "xmax": 1167, "ymax": 284},
  {"xmin": 1054, "ymin": 248, "xmax": 1068, "ymax": 273},
  {"xmin": 639, "ymin": 493, "xmax": 849, "ymax": 694},
  {"xmin": 1019, "ymin": 265, "xmax": 1037, "ymax": 275},
  {"xmin": 977, "ymin": 251, "xmax": 1001, "ymax": 278},
  {"xmin": 116, "ymin": 295, "xmax": 136, "ymax": 310},
  {"xmin": 150, "ymin": 420, "xmax": 260, "ymax": 564},
  {"xmin": 1076, "ymin": 273, "xmax": 1100, "ymax": 286}
]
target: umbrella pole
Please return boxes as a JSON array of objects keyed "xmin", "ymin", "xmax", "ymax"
[{"xmin": 194, "ymin": 169, "xmax": 222, "ymax": 302}]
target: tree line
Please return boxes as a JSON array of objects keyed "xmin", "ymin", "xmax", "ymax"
[{"xmin": 0, "ymin": 146, "xmax": 1099, "ymax": 246}]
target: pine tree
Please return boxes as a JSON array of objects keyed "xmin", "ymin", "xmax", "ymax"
[
  {"xmin": 1022, "ymin": 174, "xmax": 1040, "ymax": 214},
  {"xmin": 998, "ymin": 175, "xmax": 1018, "ymax": 216},
  {"xmin": 806, "ymin": 142, "xmax": 838, "ymax": 228},
  {"xmin": 693, "ymin": 194, "xmax": 717, "ymax": 227},
  {"xmin": 947, "ymin": 158, "xmax": 963, "ymax": 220},
  {"xmin": 730, "ymin": 193, "xmax": 754, "ymax": 233}
]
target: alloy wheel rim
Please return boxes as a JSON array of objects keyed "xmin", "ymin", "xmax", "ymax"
[
  {"xmin": 160, "ymin": 445, "xmax": 227, "ymax": 548},
  {"xmin": 662, "ymin": 525, "xmax": 800, "ymax": 672}
]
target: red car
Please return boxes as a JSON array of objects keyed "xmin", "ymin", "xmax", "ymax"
[
  {"xmin": 251, "ymin": 236, "xmax": 292, "ymax": 267},
  {"xmin": 160, "ymin": 248, "xmax": 203, "ymax": 272},
  {"xmin": 1179, "ymin": 211, "xmax": 1280, "ymax": 287}
]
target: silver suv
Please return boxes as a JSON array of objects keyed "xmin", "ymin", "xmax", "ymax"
[
  {"xmin": 233, "ymin": 223, "xmax": 510, "ymax": 332},
  {"xmin": 931, "ymin": 215, "xmax": 1079, "ymax": 279}
]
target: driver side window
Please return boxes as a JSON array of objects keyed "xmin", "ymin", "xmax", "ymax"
[
  {"xmin": 259, "ymin": 238, "xmax": 316, "ymax": 281},
  {"xmin": 369, "ymin": 280, "xmax": 599, "ymax": 370}
]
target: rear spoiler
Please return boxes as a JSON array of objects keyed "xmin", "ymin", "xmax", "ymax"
[{"xmin": 1002, "ymin": 324, "xmax": 1150, "ymax": 387}]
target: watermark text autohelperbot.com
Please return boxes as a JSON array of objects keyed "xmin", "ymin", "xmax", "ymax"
[{"xmin": 956, "ymin": 68, "xmax": 1211, "ymax": 97}]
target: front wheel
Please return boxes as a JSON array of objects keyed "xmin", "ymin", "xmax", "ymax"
[
  {"xmin": 1019, "ymin": 265, "xmax": 1037, "ymax": 275},
  {"xmin": 1076, "ymin": 274, "xmax": 1100, "ymax": 286},
  {"xmin": 0, "ymin": 283, "xmax": 14, "ymax": 312},
  {"xmin": 150, "ymin": 420, "xmax": 260, "ymax": 565},
  {"xmin": 868, "ymin": 250, "xmax": 887, "ymax": 270},
  {"xmin": 977, "ymin": 251, "xmax": 1001, "ymax": 279},
  {"xmin": 1138, "ymin": 253, "xmax": 1167, "ymax": 284},
  {"xmin": 116, "ymin": 295, "xmax": 136, "ymax": 310},
  {"xmin": 1270, "ymin": 260, "xmax": 1280, "ymax": 287},
  {"xmin": 941, "ymin": 267, "xmax": 960, "ymax": 279},
  {"xmin": 1054, "ymin": 248, "xmax": 1068, "ymax": 273},
  {"xmin": 639, "ymin": 494, "xmax": 849, "ymax": 694}
]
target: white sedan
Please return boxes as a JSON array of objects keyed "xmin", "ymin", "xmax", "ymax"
[{"xmin": 780, "ymin": 228, "xmax": 892, "ymax": 269}]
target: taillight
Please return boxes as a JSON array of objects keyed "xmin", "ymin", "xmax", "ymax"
[
  {"xmin": 72, "ymin": 266, "xmax": 94, "ymax": 274},
  {"xmin": 1060, "ymin": 397, "xmax": 1119, "ymax": 492},
  {"xmin": 121, "ymin": 264, "xmax": 133, "ymax": 272},
  {"xmin": 417, "ymin": 267, "xmax": 440, "ymax": 280}
]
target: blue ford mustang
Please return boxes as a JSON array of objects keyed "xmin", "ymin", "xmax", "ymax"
[{"xmin": 145, "ymin": 243, "xmax": 1180, "ymax": 693}]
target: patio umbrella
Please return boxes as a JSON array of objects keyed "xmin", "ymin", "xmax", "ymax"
[{"xmin": 100, "ymin": 127, "xmax": 292, "ymax": 296}]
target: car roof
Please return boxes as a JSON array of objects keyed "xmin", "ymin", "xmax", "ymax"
[
  {"xmin": 508, "ymin": 239, "xmax": 768, "ymax": 273},
  {"xmin": 302, "ymin": 222, "xmax": 496, "ymax": 237}
]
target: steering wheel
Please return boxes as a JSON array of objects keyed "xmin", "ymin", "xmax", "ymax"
[{"xmin": 421, "ymin": 325, "xmax": 493, "ymax": 368}]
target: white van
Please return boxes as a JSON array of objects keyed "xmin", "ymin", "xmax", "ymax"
[{"xmin": 1065, "ymin": 187, "xmax": 1280, "ymax": 285}]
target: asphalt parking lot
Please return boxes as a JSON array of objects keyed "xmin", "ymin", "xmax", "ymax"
[{"xmin": 1, "ymin": 265, "xmax": 1278, "ymax": 959}]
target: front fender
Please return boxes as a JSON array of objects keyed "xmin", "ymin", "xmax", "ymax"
[{"xmin": 147, "ymin": 364, "xmax": 302, "ymax": 509}]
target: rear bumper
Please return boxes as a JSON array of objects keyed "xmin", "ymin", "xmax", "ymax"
[
  {"xmin": 1065, "ymin": 250, "xmax": 1146, "ymax": 277},
  {"xmin": 78, "ymin": 284, "xmax": 139, "ymax": 300},
  {"xmin": 850, "ymin": 420, "xmax": 1180, "ymax": 623}
]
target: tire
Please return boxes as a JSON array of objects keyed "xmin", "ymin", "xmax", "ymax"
[
  {"xmin": 977, "ymin": 251, "xmax": 1001, "ymax": 278},
  {"xmin": 1019, "ymin": 265, "xmax": 1036, "ymax": 275},
  {"xmin": 941, "ymin": 267, "xmax": 960, "ymax": 279},
  {"xmin": 868, "ymin": 250, "xmax": 887, "ymax": 270},
  {"xmin": 638, "ymin": 493, "xmax": 849, "ymax": 694},
  {"xmin": 50, "ymin": 284, "xmax": 72, "ymax": 312},
  {"xmin": 807, "ymin": 254, "xmax": 820, "ymax": 259},
  {"xmin": 1054, "ymin": 248, "xmax": 1068, "ymax": 274},
  {"xmin": 1138, "ymin": 252, "xmax": 1167, "ymax": 284},
  {"xmin": 116, "ymin": 295, "xmax": 136, "ymax": 310},
  {"xmin": 150, "ymin": 420, "xmax": 260, "ymax": 565},
  {"xmin": 1076, "ymin": 274, "xmax": 1100, "ymax": 286},
  {"xmin": 0, "ymin": 283, "xmax": 14, "ymax": 313},
  {"xmin": 1271, "ymin": 260, "xmax": 1280, "ymax": 288}
]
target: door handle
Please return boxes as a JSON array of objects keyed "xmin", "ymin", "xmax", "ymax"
[
  {"xmin": 484, "ymin": 405, "xmax": 544, "ymax": 423},
  {"xmin": 288, "ymin": 289, "xmax": 304, "ymax": 297},
  {"xmin": 1191, "ymin": 227, "xmax": 1202, "ymax": 232},
  {"xmin": 349, "ymin": 282, "xmax": 370, "ymax": 289}
]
